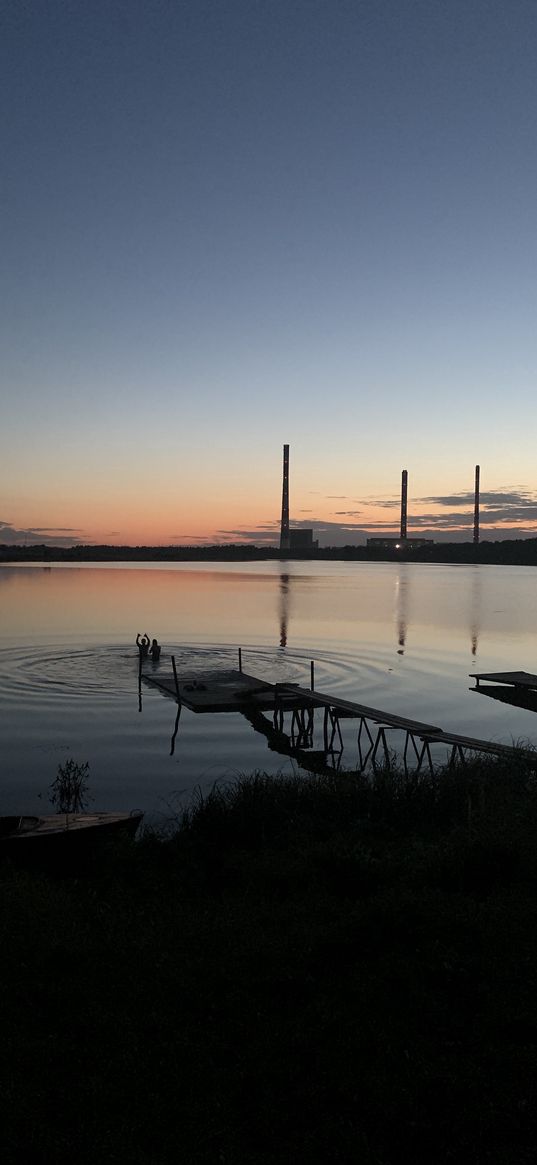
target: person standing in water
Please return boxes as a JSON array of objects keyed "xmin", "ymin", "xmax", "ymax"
[
  {"xmin": 149, "ymin": 638, "xmax": 161, "ymax": 661},
  {"xmin": 136, "ymin": 632, "xmax": 150, "ymax": 658}
]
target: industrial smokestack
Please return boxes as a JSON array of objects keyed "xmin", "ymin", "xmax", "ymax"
[
  {"xmin": 280, "ymin": 444, "xmax": 290, "ymax": 551},
  {"xmin": 474, "ymin": 465, "xmax": 480, "ymax": 545},
  {"xmin": 400, "ymin": 469, "xmax": 408, "ymax": 541}
]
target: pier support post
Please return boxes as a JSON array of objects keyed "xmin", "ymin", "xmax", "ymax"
[
  {"xmin": 310, "ymin": 660, "xmax": 315, "ymax": 690},
  {"xmin": 323, "ymin": 706, "xmax": 343, "ymax": 753},
  {"xmin": 171, "ymin": 655, "xmax": 181, "ymax": 704},
  {"xmin": 170, "ymin": 704, "xmax": 182, "ymax": 756},
  {"xmin": 238, "ymin": 647, "xmax": 243, "ymax": 673}
]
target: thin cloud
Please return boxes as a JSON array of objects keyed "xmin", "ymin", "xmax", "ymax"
[
  {"xmin": 215, "ymin": 527, "xmax": 278, "ymax": 544},
  {"xmin": 0, "ymin": 522, "xmax": 85, "ymax": 546},
  {"xmin": 392, "ymin": 508, "xmax": 537, "ymax": 529},
  {"xmin": 169, "ymin": 534, "xmax": 216, "ymax": 542},
  {"xmin": 420, "ymin": 489, "xmax": 537, "ymax": 509}
]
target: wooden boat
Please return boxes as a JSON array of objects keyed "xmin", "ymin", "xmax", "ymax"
[{"xmin": 0, "ymin": 811, "xmax": 144, "ymax": 867}]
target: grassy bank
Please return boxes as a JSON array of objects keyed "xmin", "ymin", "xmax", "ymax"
[{"xmin": 2, "ymin": 759, "xmax": 537, "ymax": 1163}]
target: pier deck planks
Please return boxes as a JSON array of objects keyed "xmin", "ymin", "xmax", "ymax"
[
  {"xmin": 142, "ymin": 669, "xmax": 306, "ymax": 713},
  {"xmin": 289, "ymin": 686, "xmax": 442, "ymax": 734},
  {"xmin": 472, "ymin": 671, "xmax": 537, "ymax": 690},
  {"xmin": 143, "ymin": 667, "xmax": 440, "ymax": 731}
]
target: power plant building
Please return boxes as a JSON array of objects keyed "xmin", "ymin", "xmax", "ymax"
[
  {"xmin": 366, "ymin": 536, "xmax": 431, "ymax": 549},
  {"xmin": 287, "ymin": 529, "xmax": 318, "ymax": 551}
]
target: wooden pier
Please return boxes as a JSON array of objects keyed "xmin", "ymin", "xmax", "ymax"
[{"xmin": 141, "ymin": 655, "xmax": 537, "ymax": 773}]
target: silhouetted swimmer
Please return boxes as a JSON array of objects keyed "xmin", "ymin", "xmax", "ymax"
[
  {"xmin": 149, "ymin": 638, "xmax": 161, "ymax": 662},
  {"xmin": 136, "ymin": 632, "xmax": 150, "ymax": 658}
]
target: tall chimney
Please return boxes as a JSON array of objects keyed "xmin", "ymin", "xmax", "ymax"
[
  {"xmin": 280, "ymin": 444, "xmax": 290, "ymax": 551},
  {"xmin": 400, "ymin": 469, "xmax": 408, "ymax": 541},
  {"xmin": 473, "ymin": 465, "xmax": 480, "ymax": 545}
]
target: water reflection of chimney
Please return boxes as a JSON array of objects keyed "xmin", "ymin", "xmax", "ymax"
[
  {"xmin": 279, "ymin": 573, "xmax": 290, "ymax": 648},
  {"xmin": 469, "ymin": 567, "xmax": 481, "ymax": 658},
  {"xmin": 395, "ymin": 567, "xmax": 408, "ymax": 655}
]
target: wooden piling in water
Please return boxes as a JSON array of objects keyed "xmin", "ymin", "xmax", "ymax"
[{"xmin": 171, "ymin": 655, "xmax": 181, "ymax": 704}]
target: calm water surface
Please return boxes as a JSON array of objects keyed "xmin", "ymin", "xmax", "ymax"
[{"xmin": 1, "ymin": 560, "xmax": 537, "ymax": 821}]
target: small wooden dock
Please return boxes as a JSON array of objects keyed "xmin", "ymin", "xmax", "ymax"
[
  {"xmin": 472, "ymin": 671, "xmax": 537, "ymax": 691},
  {"xmin": 141, "ymin": 655, "xmax": 537, "ymax": 773}
]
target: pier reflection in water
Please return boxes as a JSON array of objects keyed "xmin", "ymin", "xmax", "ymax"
[
  {"xmin": 158, "ymin": 691, "xmax": 349, "ymax": 776},
  {"xmin": 241, "ymin": 706, "xmax": 343, "ymax": 776},
  {"xmin": 142, "ymin": 659, "xmax": 346, "ymax": 772},
  {"xmin": 142, "ymin": 657, "xmax": 443, "ymax": 776},
  {"xmin": 472, "ymin": 685, "xmax": 537, "ymax": 715}
]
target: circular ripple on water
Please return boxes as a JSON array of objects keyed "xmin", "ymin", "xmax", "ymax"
[
  {"xmin": 0, "ymin": 640, "xmax": 406, "ymax": 711},
  {"xmin": 0, "ymin": 644, "xmax": 140, "ymax": 703},
  {"xmin": 164, "ymin": 641, "xmax": 396, "ymax": 698}
]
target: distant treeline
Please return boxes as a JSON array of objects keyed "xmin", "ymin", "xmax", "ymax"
[{"xmin": 2, "ymin": 538, "xmax": 537, "ymax": 566}]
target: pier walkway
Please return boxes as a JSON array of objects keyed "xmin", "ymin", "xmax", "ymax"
[{"xmin": 141, "ymin": 657, "xmax": 537, "ymax": 773}]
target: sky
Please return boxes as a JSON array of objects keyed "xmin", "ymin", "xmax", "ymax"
[{"xmin": 2, "ymin": 0, "xmax": 537, "ymax": 547}]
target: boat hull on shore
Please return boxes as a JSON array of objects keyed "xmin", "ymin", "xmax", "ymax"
[{"xmin": 0, "ymin": 812, "xmax": 143, "ymax": 867}]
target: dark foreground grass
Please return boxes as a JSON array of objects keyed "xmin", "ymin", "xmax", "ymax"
[{"xmin": 2, "ymin": 758, "xmax": 537, "ymax": 1163}]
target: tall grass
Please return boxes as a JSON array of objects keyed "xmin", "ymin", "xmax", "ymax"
[{"xmin": 2, "ymin": 754, "xmax": 537, "ymax": 1164}]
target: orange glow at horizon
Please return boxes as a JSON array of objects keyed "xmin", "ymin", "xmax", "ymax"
[{"xmin": 5, "ymin": 454, "xmax": 537, "ymax": 546}]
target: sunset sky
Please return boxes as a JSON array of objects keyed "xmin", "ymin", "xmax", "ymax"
[{"xmin": 2, "ymin": 0, "xmax": 537, "ymax": 547}]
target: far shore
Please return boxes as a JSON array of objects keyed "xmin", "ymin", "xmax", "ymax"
[{"xmin": 2, "ymin": 536, "xmax": 537, "ymax": 567}]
